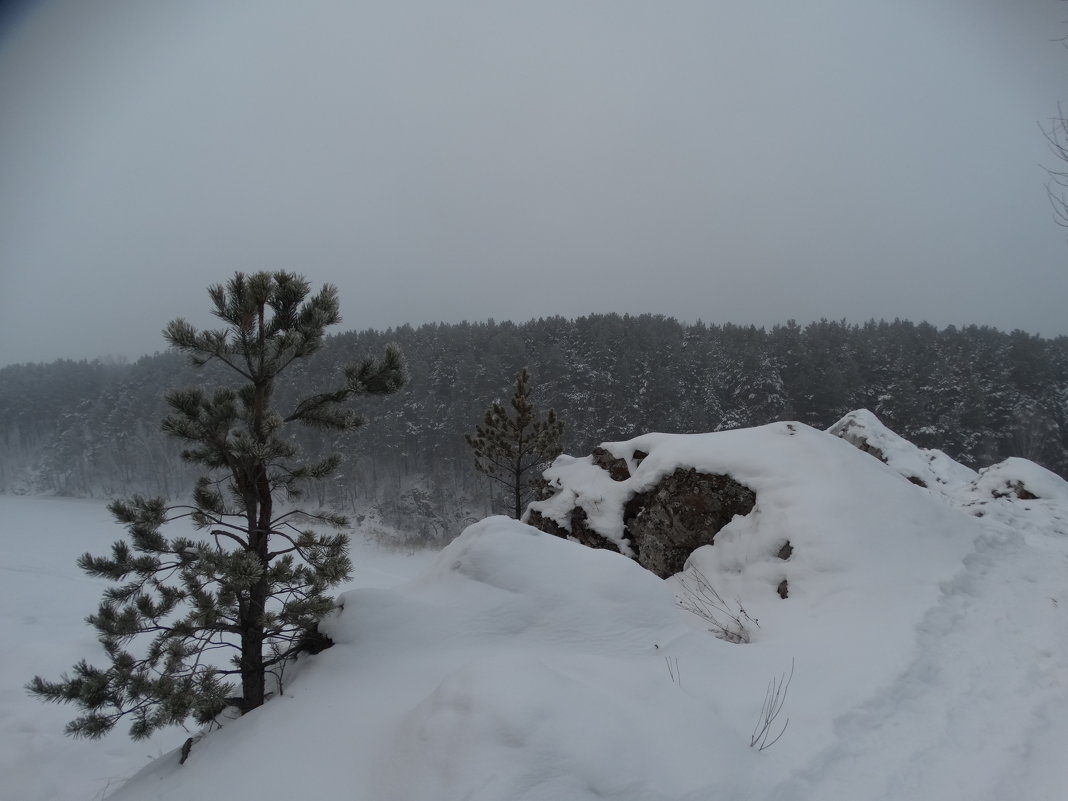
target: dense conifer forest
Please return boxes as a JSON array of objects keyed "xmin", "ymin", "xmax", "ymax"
[{"xmin": 3, "ymin": 315, "xmax": 1066, "ymax": 543}]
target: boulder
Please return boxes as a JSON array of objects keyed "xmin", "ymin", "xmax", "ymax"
[
  {"xmin": 625, "ymin": 468, "xmax": 757, "ymax": 578},
  {"xmin": 528, "ymin": 461, "xmax": 757, "ymax": 579},
  {"xmin": 970, "ymin": 457, "xmax": 1068, "ymax": 503}
]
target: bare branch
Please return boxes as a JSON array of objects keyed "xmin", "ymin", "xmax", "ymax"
[
  {"xmin": 676, "ymin": 565, "xmax": 759, "ymax": 644},
  {"xmin": 750, "ymin": 659, "xmax": 794, "ymax": 751}
]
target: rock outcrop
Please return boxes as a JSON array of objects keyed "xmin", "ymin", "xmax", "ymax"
[
  {"xmin": 624, "ymin": 468, "xmax": 756, "ymax": 578},
  {"xmin": 827, "ymin": 409, "xmax": 977, "ymax": 494},
  {"xmin": 527, "ymin": 448, "xmax": 756, "ymax": 579},
  {"xmin": 970, "ymin": 457, "xmax": 1068, "ymax": 503},
  {"xmin": 526, "ymin": 506, "xmax": 619, "ymax": 553}
]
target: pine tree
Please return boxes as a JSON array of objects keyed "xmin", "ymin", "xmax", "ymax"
[
  {"xmin": 28, "ymin": 272, "xmax": 407, "ymax": 740},
  {"xmin": 466, "ymin": 368, "xmax": 565, "ymax": 519}
]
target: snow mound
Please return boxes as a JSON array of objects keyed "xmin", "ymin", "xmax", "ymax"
[
  {"xmin": 970, "ymin": 456, "xmax": 1068, "ymax": 503},
  {"xmin": 827, "ymin": 408, "xmax": 977, "ymax": 493},
  {"xmin": 107, "ymin": 519, "xmax": 752, "ymax": 801},
  {"xmin": 88, "ymin": 421, "xmax": 1068, "ymax": 801},
  {"xmin": 530, "ymin": 421, "xmax": 975, "ymax": 622},
  {"xmin": 827, "ymin": 411, "xmax": 1068, "ymax": 539},
  {"xmin": 337, "ymin": 517, "xmax": 684, "ymax": 652}
]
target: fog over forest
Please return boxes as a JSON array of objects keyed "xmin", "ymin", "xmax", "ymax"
[{"xmin": 2, "ymin": 314, "xmax": 1064, "ymax": 545}]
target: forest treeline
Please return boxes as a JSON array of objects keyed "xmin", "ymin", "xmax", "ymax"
[{"xmin": 2, "ymin": 315, "xmax": 1066, "ymax": 544}]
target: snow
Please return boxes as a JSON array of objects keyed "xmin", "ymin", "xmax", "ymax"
[
  {"xmin": 0, "ymin": 497, "xmax": 438, "ymax": 801},
  {"xmin": 827, "ymin": 408, "xmax": 979, "ymax": 494},
  {"xmin": 5, "ymin": 415, "xmax": 1068, "ymax": 800},
  {"xmin": 970, "ymin": 456, "xmax": 1068, "ymax": 504}
]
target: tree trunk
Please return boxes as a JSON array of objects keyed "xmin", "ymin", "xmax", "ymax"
[
  {"xmin": 240, "ymin": 351, "xmax": 272, "ymax": 713},
  {"xmin": 239, "ymin": 608, "xmax": 265, "ymax": 711},
  {"xmin": 513, "ymin": 424, "xmax": 525, "ymax": 519},
  {"xmin": 240, "ymin": 370, "xmax": 272, "ymax": 713},
  {"xmin": 513, "ymin": 457, "xmax": 523, "ymax": 520},
  {"xmin": 238, "ymin": 475, "xmax": 272, "ymax": 712}
]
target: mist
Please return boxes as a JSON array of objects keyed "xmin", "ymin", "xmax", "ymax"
[{"xmin": 1, "ymin": 0, "xmax": 1067, "ymax": 367}]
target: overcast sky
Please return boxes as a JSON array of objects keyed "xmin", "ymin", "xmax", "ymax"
[{"xmin": 1, "ymin": 0, "xmax": 1067, "ymax": 367}]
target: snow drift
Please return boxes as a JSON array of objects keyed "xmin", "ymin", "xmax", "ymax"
[{"xmin": 14, "ymin": 414, "xmax": 1068, "ymax": 801}]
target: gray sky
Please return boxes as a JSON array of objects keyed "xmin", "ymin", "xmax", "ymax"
[{"xmin": 1, "ymin": 0, "xmax": 1067, "ymax": 367}]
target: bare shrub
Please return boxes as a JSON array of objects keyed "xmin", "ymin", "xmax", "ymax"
[{"xmin": 675, "ymin": 565, "xmax": 759, "ymax": 644}]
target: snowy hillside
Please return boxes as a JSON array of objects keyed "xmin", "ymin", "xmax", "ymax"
[{"xmin": 6, "ymin": 414, "xmax": 1068, "ymax": 800}]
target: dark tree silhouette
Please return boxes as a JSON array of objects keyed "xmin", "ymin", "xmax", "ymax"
[
  {"xmin": 28, "ymin": 272, "xmax": 406, "ymax": 740},
  {"xmin": 466, "ymin": 368, "xmax": 565, "ymax": 519}
]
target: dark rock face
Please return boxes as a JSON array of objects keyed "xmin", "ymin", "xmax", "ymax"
[
  {"xmin": 591, "ymin": 447, "xmax": 631, "ymax": 481},
  {"xmin": 526, "ymin": 507, "xmax": 619, "ymax": 553},
  {"xmin": 528, "ymin": 464, "xmax": 757, "ymax": 579},
  {"xmin": 626, "ymin": 468, "xmax": 757, "ymax": 578},
  {"xmin": 993, "ymin": 480, "xmax": 1039, "ymax": 501}
]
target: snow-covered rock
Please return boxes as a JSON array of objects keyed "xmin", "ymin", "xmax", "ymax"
[
  {"xmin": 827, "ymin": 408, "xmax": 978, "ymax": 493},
  {"xmin": 527, "ymin": 418, "xmax": 976, "ymax": 604},
  {"xmin": 970, "ymin": 456, "xmax": 1068, "ymax": 503},
  {"xmin": 528, "ymin": 462, "xmax": 758, "ymax": 578}
]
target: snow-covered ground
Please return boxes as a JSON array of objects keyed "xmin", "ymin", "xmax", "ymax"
[
  {"xmin": 5, "ymin": 414, "xmax": 1068, "ymax": 800},
  {"xmin": 1, "ymin": 496, "xmax": 439, "ymax": 801}
]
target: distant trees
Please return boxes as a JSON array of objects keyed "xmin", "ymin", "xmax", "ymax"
[
  {"xmin": 5, "ymin": 314, "xmax": 1068, "ymax": 539},
  {"xmin": 28, "ymin": 272, "xmax": 406, "ymax": 740},
  {"xmin": 466, "ymin": 368, "xmax": 565, "ymax": 519}
]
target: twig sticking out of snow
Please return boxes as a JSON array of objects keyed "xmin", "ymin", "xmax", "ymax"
[
  {"xmin": 664, "ymin": 655, "xmax": 681, "ymax": 687},
  {"xmin": 750, "ymin": 659, "xmax": 794, "ymax": 752},
  {"xmin": 675, "ymin": 565, "xmax": 759, "ymax": 644}
]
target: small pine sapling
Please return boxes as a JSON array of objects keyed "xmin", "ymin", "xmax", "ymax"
[
  {"xmin": 466, "ymin": 368, "xmax": 565, "ymax": 519},
  {"xmin": 28, "ymin": 271, "xmax": 407, "ymax": 741}
]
